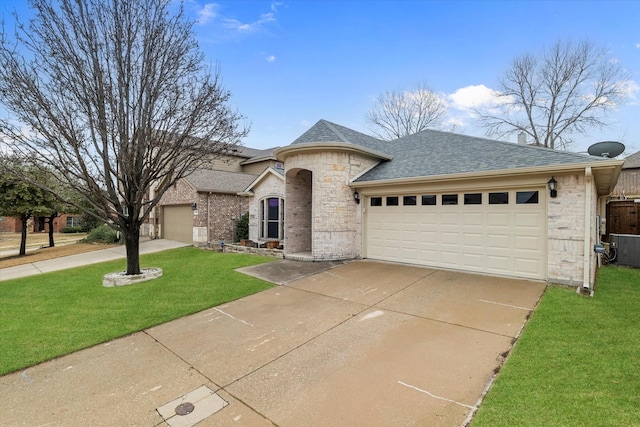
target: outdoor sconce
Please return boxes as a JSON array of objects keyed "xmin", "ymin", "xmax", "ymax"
[
  {"xmin": 353, "ymin": 191, "xmax": 360, "ymax": 204},
  {"xmin": 191, "ymin": 202, "xmax": 197, "ymax": 211},
  {"xmin": 548, "ymin": 177, "xmax": 558, "ymax": 198}
]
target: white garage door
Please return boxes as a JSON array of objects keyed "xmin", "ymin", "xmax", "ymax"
[
  {"xmin": 162, "ymin": 205, "xmax": 193, "ymax": 243},
  {"xmin": 364, "ymin": 189, "xmax": 546, "ymax": 280}
]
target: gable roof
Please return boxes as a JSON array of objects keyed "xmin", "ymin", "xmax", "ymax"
[
  {"xmin": 240, "ymin": 166, "xmax": 285, "ymax": 195},
  {"xmin": 622, "ymin": 151, "xmax": 640, "ymax": 169},
  {"xmin": 354, "ymin": 128, "xmax": 616, "ymax": 182},
  {"xmin": 185, "ymin": 169, "xmax": 257, "ymax": 193}
]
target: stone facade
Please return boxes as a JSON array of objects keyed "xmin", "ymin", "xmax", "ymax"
[
  {"xmin": 546, "ymin": 173, "xmax": 596, "ymax": 287},
  {"xmin": 283, "ymin": 150, "xmax": 380, "ymax": 260},
  {"xmin": 247, "ymin": 172, "xmax": 285, "ymax": 242}
]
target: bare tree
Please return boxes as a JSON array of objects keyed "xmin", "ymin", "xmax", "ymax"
[
  {"xmin": 0, "ymin": 0, "xmax": 248, "ymax": 275},
  {"xmin": 367, "ymin": 82, "xmax": 447, "ymax": 141},
  {"xmin": 477, "ymin": 39, "xmax": 631, "ymax": 150}
]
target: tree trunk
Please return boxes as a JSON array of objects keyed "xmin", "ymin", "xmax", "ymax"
[
  {"xmin": 124, "ymin": 222, "xmax": 141, "ymax": 275},
  {"xmin": 19, "ymin": 214, "xmax": 29, "ymax": 256},
  {"xmin": 47, "ymin": 213, "xmax": 57, "ymax": 247}
]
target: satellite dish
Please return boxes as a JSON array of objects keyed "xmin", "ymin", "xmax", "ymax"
[{"xmin": 587, "ymin": 141, "xmax": 625, "ymax": 158}]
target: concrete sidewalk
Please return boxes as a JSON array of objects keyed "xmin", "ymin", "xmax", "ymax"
[
  {"xmin": 0, "ymin": 238, "xmax": 190, "ymax": 281},
  {"xmin": 0, "ymin": 260, "xmax": 546, "ymax": 426}
]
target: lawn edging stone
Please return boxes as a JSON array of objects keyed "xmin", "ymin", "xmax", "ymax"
[{"xmin": 102, "ymin": 267, "xmax": 163, "ymax": 287}]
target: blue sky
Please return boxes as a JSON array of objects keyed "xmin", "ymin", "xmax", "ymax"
[
  {"xmin": 185, "ymin": 0, "xmax": 640, "ymax": 154},
  {"xmin": 3, "ymin": 0, "xmax": 640, "ymax": 154}
]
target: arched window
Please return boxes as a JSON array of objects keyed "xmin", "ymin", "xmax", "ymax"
[{"xmin": 260, "ymin": 197, "xmax": 284, "ymax": 240}]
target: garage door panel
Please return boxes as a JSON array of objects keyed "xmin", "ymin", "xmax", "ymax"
[
  {"xmin": 514, "ymin": 235, "xmax": 542, "ymax": 251},
  {"xmin": 463, "ymin": 253, "xmax": 485, "ymax": 268},
  {"xmin": 365, "ymin": 189, "xmax": 546, "ymax": 280},
  {"xmin": 463, "ymin": 233, "xmax": 484, "ymax": 248},
  {"xmin": 486, "ymin": 234, "xmax": 510, "ymax": 250},
  {"xmin": 488, "ymin": 212, "xmax": 511, "ymax": 227},
  {"xmin": 163, "ymin": 205, "xmax": 193, "ymax": 243}
]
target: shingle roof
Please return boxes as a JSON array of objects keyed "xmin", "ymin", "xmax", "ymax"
[
  {"xmin": 185, "ymin": 169, "xmax": 257, "ymax": 193},
  {"xmin": 622, "ymin": 151, "xmax": 640, "ymax": 169},
  {"xmin": 292, "ymin": 120, "xmax": 388, "ymax": 153},
  {"xmin": 354, "ymin": 128, "xmax": 611, "ymax": 182},
  {"xmin": 240, "ymin": 146, "xmax": 280, "ymax": 165}
]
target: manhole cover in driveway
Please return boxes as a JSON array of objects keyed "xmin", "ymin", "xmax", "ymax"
[
  {"xmin": 157, "ymin": 386, "xmax": 228, "ymax": 427},
  {"xmin": 175, "ymin": 402, "xmax": 195, "ymax": 415}
]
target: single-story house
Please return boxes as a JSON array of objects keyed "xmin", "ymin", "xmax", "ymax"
[
  {"xmin": 607, "ymin": 150, "xmax": 640, "ymax": 237},
  {"xmin": 246, "ymin": 119, "xmax": 623, "ymax": 289}
]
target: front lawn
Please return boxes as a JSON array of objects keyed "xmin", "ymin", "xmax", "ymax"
[
  {"xmin": 0, "ymin": 247, "xmax": 274, "ymax": 375},
  {"xmin": 472, "ymin": 266, "xmax": 640, "ymax": 426}
]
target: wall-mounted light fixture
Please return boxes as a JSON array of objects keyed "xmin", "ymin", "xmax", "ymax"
[
  {"xmin": 191, "ymin": 202, "xmax": 197, "ymax": 211},
  {"xmin": 547, "ymin": 177, "xmax": 558, "ymax": 198},
  {"xmin": 353, "ymin": 191, "xmax": 360, "ymax": 204}
]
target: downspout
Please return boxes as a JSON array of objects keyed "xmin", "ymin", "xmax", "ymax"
[{"xmin": 582, "ymin": 167, "xmax": 593, "ymax": 295}]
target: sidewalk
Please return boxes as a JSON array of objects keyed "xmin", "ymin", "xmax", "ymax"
[{"xmin": 0, "ymin": 239, "xmax": 190, "ymax": 281}]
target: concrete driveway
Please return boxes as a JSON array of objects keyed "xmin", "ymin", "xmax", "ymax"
[{"xmin": 0, "ymin": 260, "xmax": 546, "ymax": 426}]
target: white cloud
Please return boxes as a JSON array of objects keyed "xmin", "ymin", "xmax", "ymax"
[
  {"xmin": 266, "ymin": 55, "xmax": 276, "ymax": 62},
  {"xmin": 271, "ymin": 1, "xmax": 283, "ymax": 13},
  {"xmin": 223, "ymin": 11, "xmax": 276, "ymax": 33},
  {"xmin": 196, "ymin": 3, "xmax": 219, "ymax": 25},
  {"xmin": 448, "ymin": 84, "xmax": 508, "ymax": 111},
  {"xmin": 636, "ymin": 42, "xmax": 640, "ymax": 48}
]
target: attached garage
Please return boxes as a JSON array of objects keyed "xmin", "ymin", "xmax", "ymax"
[
  {"xmin": 162, "ymin": 205, "xmax": 193, "ymax": 243},
  {"xmin": 364, "ymin": 188, "xmax": 547, "ymax": 280},
  {"xmin": 275, "ymin": 119, "xmax": 625, "ymax": 289}
]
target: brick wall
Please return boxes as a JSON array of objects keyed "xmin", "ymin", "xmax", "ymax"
[
  {"xmin": 201, "ymin": 193, "xmax": 248, "ymax": 244},
  {"xmin": 158, "ymin": 177, "xmax": 248, "ymax": 245},
  {"xmin": 285, "ymin": 168, "xmax": 312, "ymax": 254}
]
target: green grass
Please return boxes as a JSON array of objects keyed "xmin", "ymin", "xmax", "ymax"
[
  {"xmin": 472, "ymin": 266, "xmax": 640, "ymax": 426},
  {"xmin": 0, "ymin": 247, "xmax": 274, "ymax": 375}
]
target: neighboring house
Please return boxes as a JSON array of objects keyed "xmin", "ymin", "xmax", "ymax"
[
  {"xmin": 607, "ymin": 151, "xmax": 640, "ymax": 237},
  {"xmin": 247, "ymin": 119, "xmax": 623, "ymax": 289},
  {"xmin": 150, "ymin": 146, "xmax": 281, "ymax": 245},
  {"xmin": 0, "ymin": 214, "xmax": 80, "ymax": 233}
]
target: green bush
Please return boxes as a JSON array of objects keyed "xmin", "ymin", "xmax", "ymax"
[
  {"xmin": 61, "ymin": 226, "xmax": 83, "ymax": 233},
  {"xmin": 84, "ymin": 224, "xmax": 118, "ymax": 243},
  {"xmin": 236, "ymin": 211, "xmax": 249, "ymax": 241}
]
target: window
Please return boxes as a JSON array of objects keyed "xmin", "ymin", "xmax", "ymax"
[
  {"xmin": 489, "ymin": 192, "xmax": 509, "ymax": 204},
  {"xmin": 403, "ymin": 195, "xmax": 417, "ymax": 206},
  {"xmin": 464, "ymin": 193, "xmax": 482, "ymax": 205},
  {"xmin": 386, "ymin": 196, "xmax": 399, "ymax": 206},
  {"xmin": 370, "ymin": 197, "xmax": 383, "ymax": 206},
  {"xmin": 66, "ymin": 216, "xmax": 81, "ymax": 227},
  {"xmin": 260, "ymin": 197, "xmax": 284, "ymax": 239},
  {"xmin": 516, "ymin": 191, "xmax": 539, "ymax": 204},
  {"xmin": 421, "ymin": 195, "xmax": 436, "ymax": 205},
  {"xmin": 442, "ymin": 194, "xmax": 458, "ymax": 205}
]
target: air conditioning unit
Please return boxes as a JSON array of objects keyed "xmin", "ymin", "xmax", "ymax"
[{"xmin": 609, "ymin": 234, "xmax": 640, "ymax": 268}]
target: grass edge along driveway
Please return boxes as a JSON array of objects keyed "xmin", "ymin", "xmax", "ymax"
[
  {"xmin": 0, "ymin": 247, "xmax": 275, "ymax": 376},
  {"xmin": 471, "ymin": 265, "xmax": 640, "ymax": 427}
]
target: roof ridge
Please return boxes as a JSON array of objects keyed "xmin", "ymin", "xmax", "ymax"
[{"xmin": 319, "ymin": 120, "xmax": 352, "ymax": 144}]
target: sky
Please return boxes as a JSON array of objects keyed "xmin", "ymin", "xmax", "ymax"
[{"xmin": 3, "ymin": 0, "xmax": 640, "ymax": 154}]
